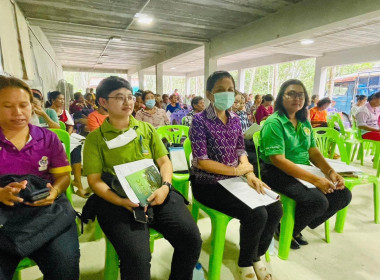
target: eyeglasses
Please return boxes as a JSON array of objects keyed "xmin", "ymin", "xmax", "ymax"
[
  {"xmin": 108, "ymin": 95, "xmax": 135, "ymax": 103},
  {"xmin": 284, "ymin": 91, "xmax": 305, "ymax": 100}
]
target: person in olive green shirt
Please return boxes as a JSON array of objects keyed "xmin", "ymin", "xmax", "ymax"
[
  {"xmin": 259, "ymin": 79, "xmax": 351, "ymax": 250},
  {"xmin": 83, "ymin": 76, "xmax": 201, "ymax": 280}
]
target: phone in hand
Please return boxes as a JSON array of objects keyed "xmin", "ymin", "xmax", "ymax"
[
  {"xmin": 133, "ymin": 207, "xmax": 148, "ymax": 224},
  {"xmin": 23, "ymin": 188, "xmax": 50, "ymax": 202}
]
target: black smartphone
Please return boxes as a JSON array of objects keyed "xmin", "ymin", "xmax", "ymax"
[
  {"xmin": 24, "ymin": 188, "xmax": 50, "ymax": 202},
  {"xmin": 133, "ymin": 208, "xmax": 148, "ymax": 224}
]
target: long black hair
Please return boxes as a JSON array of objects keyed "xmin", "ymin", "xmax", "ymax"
[{"xmin": 275, "ymin": 79, "xmax": 309, "ymax": 122}]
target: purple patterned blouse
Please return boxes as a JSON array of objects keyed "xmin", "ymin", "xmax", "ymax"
[{"xmin": 189, "ymin": 104, "xmax": 247, "ymax": 184}]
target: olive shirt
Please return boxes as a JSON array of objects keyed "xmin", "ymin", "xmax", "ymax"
[
  {"xmin": 259, "ymin": 111, "xmax": 316, "ymax": 166},
  {"xmin": 83, "ymin": 116, "xmax": 168, "ymax": 176}
]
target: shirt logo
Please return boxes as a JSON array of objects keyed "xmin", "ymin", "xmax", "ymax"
[
  {"xmin": 38, "ymin": 156, "xmax": 48, "ymax": 171},
  {"xmin": 303, "ymin": 127, "xmax": 311, "ymax": 135}
]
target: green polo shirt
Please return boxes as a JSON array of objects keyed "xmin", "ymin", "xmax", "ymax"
[
  {"xmin": 83, "ymin": 116, "xmax": 168, "ymax": 176},
  {"xmin": 259, "ymin": 111, "xmax": 316, "ymax": 165}
]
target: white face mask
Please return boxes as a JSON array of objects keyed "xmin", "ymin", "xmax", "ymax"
[{"xmin": 101, "ymin": 127, "xmax": 138, "ymax": 149}]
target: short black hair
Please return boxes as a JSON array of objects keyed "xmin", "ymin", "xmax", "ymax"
[
  {"xmin": 74, "ymin": 92, "xmax": 82, "ymax": 101},
  {"xmin": 317, "ymin": 97, "xmax": 332, "ymax": 108},
  {"xmin": 263, "ymin": 94, "xmax": 274, "ymax": 102},
  {"xmin": 206, "ymin": 71, "xmax": 235, "ymax": 93},
  {"xmin": 311, "ymin": 94, "xmax": 318, "ymax": 102},
  {"xmin": 274, "ymin": 79, "xmax": 309, "ymax": 122},
  {"xmin": 356, "ymin": 95, "xmax": 367, "ymax": 101},
  {"xmin": 142, "ymin": 90, "xmax": 154, "ymax": 101},
  {"xmin": 368, "ymin": 91, "xmax": 380, "ymax": 101},
  {"xmin": 96, "ymin": 76, "xmax": 132, "ymax": 102},
  {"xmin": 191, "ymin": 96, "xmax": 203, "ymax": 108}
]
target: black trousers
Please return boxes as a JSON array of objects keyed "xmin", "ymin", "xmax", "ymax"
[
  {"xmin": 261, "ymin": 164, "xmax": 352, "ymax": 236},
  {"xmin": 96, "ymin": 191, "xmax": 202, "ymax": 280},
  {"xmin": 0, "ymin": 222, "xmax": 79, "ymax": 280},
  {"xmin": 192, "ymin": 181, "xmax": 282, "ymax": 267}
]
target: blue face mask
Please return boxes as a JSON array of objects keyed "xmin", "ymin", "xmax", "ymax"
[
  {"xmin": 213, "ymin": 91, "xmax": 235, "ymax": 111},
  {"xmin": 145, "ymin": 99, "xmax": 156, "ymax": 109}
]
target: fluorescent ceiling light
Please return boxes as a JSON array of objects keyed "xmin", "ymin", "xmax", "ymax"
[
  {"xmin": 300, "ymin": 39, "xmax": 314, "ymax": 45},
  {"xmin": 111, "ymin": 36, "xmax": 122, "ymax": 42},
  {"xmin": 135, "ymin": 13, "xmax": 153, "ymax": 24},
  {"xmin": 171, "ymin": 67, "xmax": 176, "ymax": 70}
]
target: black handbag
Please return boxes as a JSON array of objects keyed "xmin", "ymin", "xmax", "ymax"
[{"xmin": 0, "ymin": 174, "xmax": 76, "ymax": 257}]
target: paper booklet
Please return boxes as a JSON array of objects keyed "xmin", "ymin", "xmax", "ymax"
[
  {"xmin": 113, "ymin": 159, "xmax": 162, "ymax": 206},
  {"xmin": 218, "ymin": 177, "xmax": 279, "ymax": 210},
  {"xmin": 296, "ymin": 160, "xmax": 363, "ymax": 188},
  {"xmin": 244, "ymin": 123, "xmax": 262, "ymax": 140}
]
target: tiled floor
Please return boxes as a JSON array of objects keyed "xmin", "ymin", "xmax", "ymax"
[{"xmin": 22, "ymin": 154, "xmax": 379, "ymax": 280}]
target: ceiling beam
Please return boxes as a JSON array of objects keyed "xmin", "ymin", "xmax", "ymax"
[
  {"xmin": 264, "ymin": 46, "xmax": 323, "ymax": 57},
  {"xmin": 210, "ymin": 0, "xmax": 380, "ymax": 58},
  {"xmin": 27, "ymin": 18, "xmax": 207, "ymax": 45},
  {"xmin": 63, "ymin": 66, "xmax": 128, "ymax": 74}
]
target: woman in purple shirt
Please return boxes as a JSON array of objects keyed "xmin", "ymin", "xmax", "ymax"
[
  {"xmin": 189, "ymin": 71, "xmax": 282, "ymax": 280},
  {"xmin": 0, "ymin": 76, "xmax": 79, "ymax": 280}
]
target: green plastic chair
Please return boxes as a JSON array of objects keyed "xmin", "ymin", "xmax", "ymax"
[
  {"xmin": 181, "ymin": 116, "xmax": 186, "ymax": 125},
  {"xmin": 13, "ymin": 129, "xmax": 74, "ymax": 280},
  {"xmin": 103, "ymin": 228, "xmax": 162, "ymax": 280},
  {"xmin": 183, "ymin": 139, "xmax": 269, "ymax": 279},
  {"xmin": 313, "ymin": 127, "xmax": 379, "ymax": 232},
  {"xmin": 59, "ymin": 120, "xmax": 66, "ymax": 130},
  {"xmin": 253, "ymin": 131, "xmax": 330, "ymax": 261},
  {"xmin": 156, "ymin": 125, "xmax": 190, "ymax": 200}
]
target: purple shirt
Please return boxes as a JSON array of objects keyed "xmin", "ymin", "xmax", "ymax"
[
  {"xmin": 189, "ymin": 104, "xmax": 247, "ymax": 184},
  {"xmin": 0, "ymin": 124, "xmax": 71, "ymax": 183},
  {"xmin": 356, "ymin": 102, "xmax": 380, "ymax": 135}
]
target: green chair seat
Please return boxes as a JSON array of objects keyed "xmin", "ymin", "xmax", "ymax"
[
  {"xmin": 253, "ymin": 131, "xmax": 330, "ymax": 261},
  {"xmin": 313, "ymin": 127, "xmax": 379, "ymax": 233}
]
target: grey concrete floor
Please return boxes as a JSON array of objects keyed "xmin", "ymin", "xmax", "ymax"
[{"xmin": 21, "ymin": 154, "xmax": 379, "ymax": 280}]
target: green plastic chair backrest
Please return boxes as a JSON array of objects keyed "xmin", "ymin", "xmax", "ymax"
[
  {"xmin": 252, "ymin": 131, "xmax": 261, "ymax": 179},
  {"xmin": 183, "ymin": 138, "xmax": 192, "ymax": 170},
  {"xmin": 181, "ymin": 116, "xmax": 186, "ymax": 125},
  {"xmin": 49, "ymin": 128, "xmax": 73, "ymax": 202},
  {"xmin": 328, "ymin": 113, "xmax": 346, "ymax": 135},
  {"xmin": 351, "ymin": 115, "xmax": 363, "ymax": 141},
  {"xmin": 156, "ymin": 125, "xmax": 189, "ymax": 144},
  {"xmin": 313, "ymin": 127, "xmax": 349, "ymax": 164},
  {"xmin": 59, "ymin": 121, "xmax": 66, "ymax": 130}
]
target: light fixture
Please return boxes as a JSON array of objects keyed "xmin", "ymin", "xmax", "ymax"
[
  {"xmin": 111, "ymin": 36, "xmax": 122, "ymax": 42},
  {"xmin": 300, "ymin": 39, "xmax": 314, "ymax": 45},
  {"xmin": 171, "ymin": 67, "xmax": 176, "ymax": 70},
  {"xmin": 134, "ymin": 13, "xmax": 153, "ymax": 24}
]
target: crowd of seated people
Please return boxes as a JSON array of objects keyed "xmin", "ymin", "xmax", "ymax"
[{"xmin": 3, "ymin": 71, "xmax": 378, "ymax": 280}]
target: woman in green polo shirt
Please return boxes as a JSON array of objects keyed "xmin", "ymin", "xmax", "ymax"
[
  {"xmin": 259, "ymin": 79, "xmax": 352, "ymax": 249},
  {"xmin": 83, "ymin": 76, "xmax": 201, "ymax": 280}
]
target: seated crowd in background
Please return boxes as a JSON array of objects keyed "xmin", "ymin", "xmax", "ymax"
[
  {"xmin": 135, "ymin": 90, "xmax": 170, "ymax": 128},
  {"xmin": 355, "ymin": 91, "xmax": 380, "ymax": 141},
  {"xmin": 309, "ymin": 97, "xmax": 332, "ymax": 128}
]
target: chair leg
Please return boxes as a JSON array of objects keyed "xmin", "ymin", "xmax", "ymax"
[
  {"xmin": 104, "ymin": 239, "xmax": 119, "ymax": 280},
  {"xmin": 208, "ymin": 217, "xmax": 230, "ymax": 280},
  {"xmin": 278, "ymin": 197, "xmax": 296, "ymax": 260},
  {"xmin": 374, "ymin": 181, "xmax": 379, "ymax": 224},
  {"xmin": 324, "ymin": 220, "xmax": 330, "ymax": 243},
  {"xmin": 12, "ymin": 271, "xmax": 21, "ymax": 280},
  {"xmin": 265, "ymin": 251, "xmax": 270, "ymax": 262},
  {"xmin": 191, "ymin": 203, "xmax": 200, "ymax": 223}
]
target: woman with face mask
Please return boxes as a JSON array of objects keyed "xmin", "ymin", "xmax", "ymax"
[
  {"xmin": 135, "ymin": 90, "xmax": 170, "ymax": 128},
  {"xmin": 189, "ymin": 71, "xmax": 282, "ymax": 280}
]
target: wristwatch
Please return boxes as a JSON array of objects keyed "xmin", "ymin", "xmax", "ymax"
[{"xmin": 163, "ymin": 181, "xmax": 173, "ymax": 191}]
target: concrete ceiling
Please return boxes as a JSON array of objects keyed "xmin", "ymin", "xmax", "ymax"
[
  {"xmin": 16, "ymin": 0, "xmax": 304, "ymax": 72},
  {"xmin": 142, "ymin": 15, "xmax": 380, "ymax": 77}
]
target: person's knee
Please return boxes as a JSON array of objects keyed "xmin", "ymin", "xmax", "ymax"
[
  {"xmin": 305, "ymin": 192, "xmax": 329, "ymax": 216},
  {"xmin": 243, "ymin": 206, "xmax": 268, "ymax": 227},
  {"xmin": 270, "ymin": 201, "xmax": 283, "ymax": 223},
  {"xmin": 337, "ymin": 188, "xmax": 352, "ymax": 209},
  {"xmin": 174, "ymin": 222, "xmax": 202, "ymax": 254}
]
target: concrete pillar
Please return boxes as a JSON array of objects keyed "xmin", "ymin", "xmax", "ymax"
[
  {"xmin": 313, "ymin": 58, "xmax": 328, "ymax": 98},
  {"xmin": 138, "ymin": 71, "xmax": 144, "ymax": 90},
  {"xmin": 204, "ymin": 43, "xmax": 217, "ymax": 105},
  {"xmin": 237, "ymin": 68, "xmax": 245, "ymax": 92},
  {"xmin": 272, "ymin": 64, "xmax": 279, "ymax": 98},
  {"xmin": 155, "ymin": 64, "xmax": 164, "ymax": 95}
]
